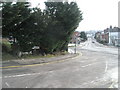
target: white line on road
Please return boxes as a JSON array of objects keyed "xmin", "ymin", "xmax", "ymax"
[
  {"xmin": 105, "ymin": 61, "xmax": 108, "ymax": 72},
  {"xmin": 81, "ymin": 63, "xmax": 96, "ymax": 68},
  {"xmin": 3, "ymin": 72, "xmax": 45, "ymax": 78},
  {"xmin": 79, "ymin": 61, "xmax": 85, "ymax": 63},
  {"xmin": 5, "ymin": 82, "xmax": 10, "ymax": 88},
  {"xmin": 81, "ymin": 64, "xmax": 90, "ymax": 68}
]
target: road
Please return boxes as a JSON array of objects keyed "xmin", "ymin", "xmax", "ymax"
[{"xmin": 1, "ymin": 38, "xmax": 118, "ymax": 88}]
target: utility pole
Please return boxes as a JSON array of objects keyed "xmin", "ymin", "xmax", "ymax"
[
  {"xmin": 74, "ymin": 37, "xmax": 77, "ymax": 54},
  {"xmin": 109, "ymin": 26, "xmax": 112, "ymax": 45}
]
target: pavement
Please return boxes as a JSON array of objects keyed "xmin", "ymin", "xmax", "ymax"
[
  {"xmin": 1, "ymin": 52, "xmax": 79, "ymax": 69},
  {"xmin": 1, "ymin": 37, "xmax": 118, "ymax": 88}
]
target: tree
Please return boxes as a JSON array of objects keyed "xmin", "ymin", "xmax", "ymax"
[
  {"xmin": 2, "ymin": 1, "xmax": 83, "ymax": 55},
  {"xmin": 2, "ymin": 2, "xmax": 32, "ymax": 54},
  {"xmin": 80, "ymin": 31, "xmax": 87, "ymax": 41},
  {"xmin": 2, "ymin": 2, "xmax": 31, "ymax": 38},
  {"xmin": 44, "ymin": 2, "xmax": 83, "ymax": 53}
]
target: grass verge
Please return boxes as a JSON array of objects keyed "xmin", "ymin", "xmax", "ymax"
[{"xmin": 2, "ymin": 51, "xmax": 68, "ymax": 61}]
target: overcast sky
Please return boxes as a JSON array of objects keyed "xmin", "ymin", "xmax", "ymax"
[{"xmin": 29, "ymin": 0, "xmax": 119, "ymax": 31}]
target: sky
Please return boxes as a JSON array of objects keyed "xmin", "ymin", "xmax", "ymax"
[{"xmin": 29, "ymin": 0, "xmax": 119, "ymax": 31}]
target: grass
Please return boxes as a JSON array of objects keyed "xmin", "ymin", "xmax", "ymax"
[
  {"xmin": 68, "ymin": 46, "xmax": 75, "ymax": 47},
  {"xmin": 2, "ymin": 51, "xmax": 68, "ymax": 61},
  {"xmin": 2, "ymin": 54, "xmax": 55, "ymax": 61},
  {"xmin": 2, "ymin": 53, "xmax": 19, "ymax": 61},
  {"xmin": 21, "ymin": 54, "xmax": 55, "ymax": 59},
  {"xmin": 2, "ymin": 39, "xmax": 68, "ymax": 61}
]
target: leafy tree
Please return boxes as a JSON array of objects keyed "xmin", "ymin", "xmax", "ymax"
[
  {"xmin": 2, "ymin": 2, "xmax": 32, "ymax": 54},
  {"xmin": 44, "ymin": 2, "xmax": 83, "ymax": 53},
  {"xmin": 2, "ymin": 2, "xmax": 31, "ymax": 38},
  {"xmin": 80, "ymin": 31, "xmax": 87, "ymax": 41},
  {"xmin": 2, "ymin": 1, "xmax": 83, "ymax": 55}
]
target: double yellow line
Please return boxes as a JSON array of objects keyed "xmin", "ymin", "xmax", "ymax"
[{"xmin": 0, "ymin": 52, "xmax": 82, "ymax": 69}]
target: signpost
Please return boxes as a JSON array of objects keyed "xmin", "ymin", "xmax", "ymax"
[{"xmin": 74, "ymin": 37, "xmax": 77, "ymax": 54}]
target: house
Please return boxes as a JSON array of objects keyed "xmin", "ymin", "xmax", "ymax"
[
  {"xmin": 95, "ymin": 26, "xmax": 120, "ymax": 46},
  {"xmin": 104, "ymin": 28, "xmax": 109, "ymax": 43},
  {"xmin": 100, "ymin": 31, "xmax": 106, "ymax": 41},
  {"xmin": 108, "ymin": 26, "xmax": 120, "ymax": 46}
]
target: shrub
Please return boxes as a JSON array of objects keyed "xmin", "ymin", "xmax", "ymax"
[{"xmin": 2, "ymin": 39, "xmax": 12, "ymax": 53}]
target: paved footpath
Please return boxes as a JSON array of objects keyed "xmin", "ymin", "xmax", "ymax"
[{"xmin": 1, "ymin": 53, "xmax": 79, "ymax": 68}]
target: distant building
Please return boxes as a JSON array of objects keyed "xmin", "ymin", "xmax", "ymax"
[
  {"xmin": 104, "ymin": 28, "xmax": 109, "ymax": 43},
  {"xmin": 95, "ymin": 26, "xmax": 120, "ymax": 46},
  {"xmin": 108, "ymin": 26, "xmax": 120, "ymax": 46},
  {"xmin": 100, "ymin": 31, "xmax": 106, "ymax": 41}
]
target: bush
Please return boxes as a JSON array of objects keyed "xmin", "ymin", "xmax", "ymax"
[
  {"xmin": 2, "ymin": 52, "xmax": 19, "ymax": 61},
  {"xmin": 99, "ymin": 40, "xmax": 107, "ymax": 45},
  {"xmin": 2, "ymin": 39, "xmax": 12, "ymax": 53}
]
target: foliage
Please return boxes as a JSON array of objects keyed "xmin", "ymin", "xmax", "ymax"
[
  {"xmin": 99, "ymin": 40, "xmax": 107, "ymax": 45},
  {"xmin": 80, "ymin": 31, "xmax": 87, "ymax": 41},
  {"xmin": 43, "ymin": 2, "xmax": 83, "ymax": 53},
  {"xmin": 2, "ymin": 2, "xmax": 83, "ymax": 56},
  {"xmin": 2, "ymin": 2, "xmax": 31, "ymax": 37},
  {"xmin": 2, "ymin": 39, "xmax": 12, "ymax": 53}
]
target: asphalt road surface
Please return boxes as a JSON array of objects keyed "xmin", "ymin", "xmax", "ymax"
[{"xmin": 1, "ymin": 38, "xmax": 118, "ymax": 88}]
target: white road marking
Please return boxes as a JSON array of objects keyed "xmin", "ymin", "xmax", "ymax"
[
  {"xmin": 105, "ymin": 61, "xmax": 108, "ymax": 72},
  {"xmin": 81, "ymin": 63, "xmax": 96, "ymax": 68},
  {"xmin": 49, "ymin": 71, "xmax": 53, "ymax": 73},
  {"xmin": 5, "ymin": 82, "xmax": 10, "ymax": 87},
  {"xmin": 81, "ymin": 64, "xmax": 90, "ymax": 67},
  {"xmin": 68, "ymin": 49, "xmax": 74, "ymax": 53},
  {"xmin": 3, "ymin": 72, "xmax": 43, "ymax": 78},
  {"xmin": 3, "ymin": 71, "xmax": 50, "ymax": 79},
  {"xmin": 79, "ymin": 61, "xmax": 85, "ymax": 62},
  {"xmin": 90, "ymin": 81, "xmax": 95, "ymax": 83}
]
